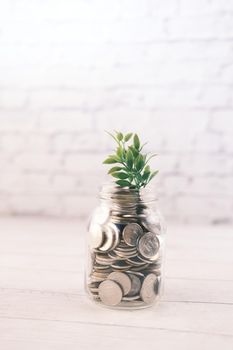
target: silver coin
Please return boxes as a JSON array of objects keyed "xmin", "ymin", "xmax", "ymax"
[
  {"xmin": 111, "ymin": 260, "xmax": 131, "ymax": 270},
  {"xmin": 108, "ymin": 222, "xmax": 120, "ymax": 250},
  {"xmin": 126, "ymin": 256, "xmax": 147, "ymax": 266},
  {"xmin": 154, "ymin": 275, "xmax": 162, "ymax": 295},
  {"xmin": 89, "ymin": 223, "xmax": 104, "ymax": 249},
  {"xmin": 95, "ymin": 254, "xmax": 115, "ymax": 265},
  {"xmin": 130, "ymin": 263, "xmax": 149, "ymax": 272},
  {"xmin": 140, "ymin": 273, "xmax": 158, "ymax": 304},
  {"xmin": 138, "ymin": 232, "xmax": 160, "ymax": 260},
  {"xmin": 122, "ymin": 295, "xmax": 140, "ymax": 301},
  {"xmin": 114, "ymin": 250, "xmax": 138, "ymax": 259},
  {"xmin": 99, "ymin": 224, "xmax": 119, "ymax": 252},
  {"xmin": 108, "ymin": 251, "xmax": 125, "ymax": 260},
  {"xmin": 127, "ymin": 273, "xmax": 141, "ymax": 296},
  {"xmin": 123, "ymin": 223, "xmax": 143, "ymax": 246},
  {"xmin": 108, "ymin": 272, "xmax": 132, "ymax": 295},
  {"xmin": 98, "ymin": 280, "xmax": 123, "ymax": 306}
]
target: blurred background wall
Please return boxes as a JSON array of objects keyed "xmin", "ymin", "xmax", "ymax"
[{"xmin": 0, "ymin": 0, "xmax": 232, "ymax": 224}]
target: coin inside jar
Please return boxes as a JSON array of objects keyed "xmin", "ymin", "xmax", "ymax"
[
  {"xmin": 127, "ymin": 273, "xmax": 141, "ymax": 297},
  {"xmin": 123, "ymin": 223, "xmax": 143, "ymax": 246},
  {"xmin": 140, "ymin": 273, "xmax": 158, "ymax": 304},
  {"xmin": 138, "ymin": 232, "xmax": 160, "ymax": 260},
  {"xmin": 89, "ymin": 223, "xmax": 104, "ymax": 249},
  {"xmin": 99, "ymin": 223, "xmax": 119, "ymax": 252},
  {"xmin": 107, "ymin": 271, "xmax": 132, "ymax": 295},
  {"xmin": 98, "ymin": 279, "xmax": 123, "ymax": 306}
]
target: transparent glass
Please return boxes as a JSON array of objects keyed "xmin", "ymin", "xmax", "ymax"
[{"xmin": 85, "ymin": 183, "xmax": 166, "ymax": 309}]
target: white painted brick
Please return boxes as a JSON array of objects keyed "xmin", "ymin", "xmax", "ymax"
[
  {"xmin": 0, "ymin": 113, "xmax": 36, "ymax": 131},
  {"xmin": 193, "ymin": 132, "xmax": 224, "ymax": 153},
  {"xmin": 178, "ymin": 0, "xmax": 233, "ymax": 15},
  {"xmin": 175, "ymin": 196, "xmax": 233, "ymax": 225},
  {"xmin": 15, "ymin": 153, "xmax": 63, "ymax": 172},
  {"xmin": 168, "ymin": 14, "xmax": 233, "ymax": 39},
  {"xmin": 0, "ymin": 90, "xmax": 27, "ymax": 108},
  {"xmin": 210, "ymin": 111, "xmax": 233, "ymax": 133},
  {"xmin": 9, "ymin": 195, "xmax": 63, "ymax": 216},
  {"xmin": 24, "ymin": 133, "xmax": 51, "ymax": 153},
  {"xmin": 52, "ymin": 131, "xmax": 107, "ymax": 153},
  {"xmin": 38, "ymin": 112, "xmax": 92, "ymax": 131},
  {"xmin": 187, "ymin": 176, "xmax": 233, "ymax": 196},
  {"xmin": 198, "ymin": 86, "xmax": 231, "ymax": 108},
  {"xmin": 64, "ymin": 154, "xmax": 105, "ymax": 174},
  {"xmin": 1, "ymin": 133, "xmax": 25, "ymax": 152},
  {"xmin": 51, "ymin": 174, "xmax": 78, "ymax": 194},
  {"xmin": 63, "ymin": 195, "xmax": 98, "ymax": 218},
  {"xmin": 177, "ymin": 154, "xmax": 233, "ymax": 177},
  {"xmin": 223, "ymin": 134, "xmax": 233, "ymax": 154}
]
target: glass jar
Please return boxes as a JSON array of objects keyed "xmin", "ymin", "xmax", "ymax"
[{"xmin": 85, "ymin": 183, "xmax": 166, "ymax": 309}]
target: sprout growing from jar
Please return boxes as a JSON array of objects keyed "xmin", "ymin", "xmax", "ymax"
[{"xmin": 103, "ymin": 131, "xmax": 159, "ymax": 190}]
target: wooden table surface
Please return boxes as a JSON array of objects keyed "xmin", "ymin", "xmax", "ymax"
[{"xmin": 0, "ymin": 217, "xmax": 232, "ymax": 349}]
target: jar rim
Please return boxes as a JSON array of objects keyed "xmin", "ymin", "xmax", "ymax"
[{"xmin": 99, "ymin": 181, "xmax": 158, "ymax": 204}]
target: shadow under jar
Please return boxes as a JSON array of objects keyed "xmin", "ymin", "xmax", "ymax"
[{"xmin": 85, "ymin": 183, "xmax": 166, "ymax": 309}]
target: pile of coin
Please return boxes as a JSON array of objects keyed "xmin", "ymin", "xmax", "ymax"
[{"xmin": 87, "ymin": 217, "xmax": 163, "ymax": 308}]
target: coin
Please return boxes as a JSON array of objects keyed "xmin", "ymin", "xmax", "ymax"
[
  {"xmin": 141, "ymin": 210, "xmax": 161, "ymax": 233},
  {"xmin": 99, "ymin": 223, "xmax": 119, "ymax": 252},
  {"xmin": 127, "ymin": 273, "xmax": 141, "ymax": 296},
  {"xmin": 114, "ymin": 249, "xmax": 138, "ymax": 259},
  {"xmin": 108, "ymin": 272, "xmax": 132, "ymax": 295},
  {"xmin": 130, "ymin": 263, "xmax": 149, "ymax": 272},
  {"xmin": 89, "ymin": 223, "xmax": 104, "ymax": 249},
  {"xmin": 108, "ymin": 222, "xmax": 120, "ymax": 250},
  {"xmin": 95, "ymin": 254, "xmax": 115, "ymax": 265},
  {"xmin": 108, "ymin": 251, "xmax": 125, "ymax": 260},
  {"xmin": 140, "ymin": 273, "xmax": 158, "ymax": 304},
  {"xmin": 111, "ymin": 260, "xmax": 131, "ymax": 270},
  {"xmin": 154, "ymin": 275, "xmax": 162, "ymax": 295},
  {"xmin": 122, "ymin": 295, "xmax": 140, "ymax": 301},
  {"xmin": 98, "ymin": 280, "xmax": 123, "ymax": 306},
  {"xmin": 123, "ymin": 223, "xmax": 143, "ymax": 246},
  {"xmin": 127, "ymin": 256, "xmax": 147, "ymax": 266},
  {"xmin": 138, "ymin": 232, "xmax": 160, "ymax": 260}
]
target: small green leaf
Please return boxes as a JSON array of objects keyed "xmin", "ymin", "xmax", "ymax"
[
  {"xmin": 126, "ymin": 149, "xmax": 133, "ymax": 169},
  {"xmin": 142, "ymin": 171, "xmax": 150, "ymax": 181},
  {"xmin": 133, "ymin": 134, "xmax": 140, "ymax": 150},
  {"xmin": 144, "ymin": 165, "xmax": 150, "ymax": 173},
  {"xmin": 124, "ymin": 133, "xmax": 133, "ymax": 142},
  {"xmin": 116, "ymin": 146, "xmax": 123, "ymax": 159},
  {"xmin": 103, "ymin": 156, "xmax": 119, "ymax": 164},
  {"xmin": 108, "ymin": 166, "xmax": 123, "ymax": 174},
  {"xmin": 135, "ymin": 154, "xmax": 145, "ymax": 171},
  {"xmin": 116, "ymin": 132, "xmax": 123, "ymax": 141},
  {"xmin": 111, "ymin": 172, "xmax": 129, "ymax": 179},
  {"xmin": 142, "ymin": 165, "xmax": 151, "ymax": 181},
  {"xmin": 115, "ymin": 180, "xmax": 131, "ymax": 187},
  {"xmin": 129, "ymin": 146, "xmax": 139, "ymax": 158}
]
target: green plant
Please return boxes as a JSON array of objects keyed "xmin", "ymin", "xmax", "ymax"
[{"xmin": 103, "ymin": 131, "xmax": 159, "ymax": 190}]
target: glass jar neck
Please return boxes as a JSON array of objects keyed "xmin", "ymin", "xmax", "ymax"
[{"xmin": 99, "ymin": 183, "xmax": 157, "ymax": 210}]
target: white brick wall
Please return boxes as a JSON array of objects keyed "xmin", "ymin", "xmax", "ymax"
[{"xmin": 0, "ymin": 0, "xmax": 233, "ymax": 224}]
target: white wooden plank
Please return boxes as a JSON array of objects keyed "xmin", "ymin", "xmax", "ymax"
[
  {"xmin": 0, "ymin": 318, "xmax": 233, "ymax": 350},
  {"xmin": 0, "ymin": 289, "xmax": 232, "ymax": 336}
]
